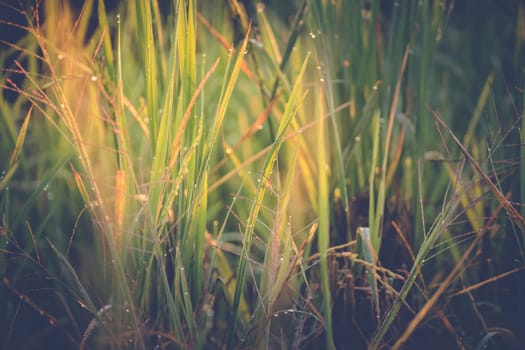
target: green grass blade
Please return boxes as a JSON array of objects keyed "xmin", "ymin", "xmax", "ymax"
[
  {"xmin": 369, "ymin": 193, "xmax": 460, "ymax": 350},
  {"xmin": 227, "ymin": 53, "xmax": 309, "ymax": 347},
  {"xmin": 135, "ymin": 0, "xmax": 160, "ymax": 147}
]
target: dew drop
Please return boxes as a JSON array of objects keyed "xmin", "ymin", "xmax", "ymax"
[{"xmin": 91, "ymin": 75, "xmax": 97, "ymax": 82}]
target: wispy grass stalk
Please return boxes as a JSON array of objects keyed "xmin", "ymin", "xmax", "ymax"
[{"xmin": 227, "ymin": 54, "xmax": 309, "ymax": 347}]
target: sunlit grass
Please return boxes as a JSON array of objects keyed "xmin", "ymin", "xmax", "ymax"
[{"xmin": 1, "ymin": 0, "xmax": 525, "ymax": 349}]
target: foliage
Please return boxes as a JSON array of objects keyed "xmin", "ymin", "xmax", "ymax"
[{"xmin": 1, "ymin": 0, "xmax": 524, "ymax": 349}]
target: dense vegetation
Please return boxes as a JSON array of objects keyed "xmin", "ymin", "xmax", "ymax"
[{"xmin": 1, "ymin": 0, "xmax": 524, "ymax": 349}]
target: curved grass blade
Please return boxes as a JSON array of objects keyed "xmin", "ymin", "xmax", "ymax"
[{"xmin": 227, "ymin": 53, "xmax": 310, "ymax": 348}]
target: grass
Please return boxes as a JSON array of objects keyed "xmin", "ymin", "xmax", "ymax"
[{"xmin": 1, "ymin": 0, "xmax": 525, "ymax": 349}]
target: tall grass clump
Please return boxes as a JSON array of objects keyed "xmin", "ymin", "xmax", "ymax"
[
  {"xmin": 2, "ymin": 0, "xmax": 525, "ymax": 349},
  {"xmin": 2, "ymin": 0, "xmax": 244, "ymax": 347}
]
